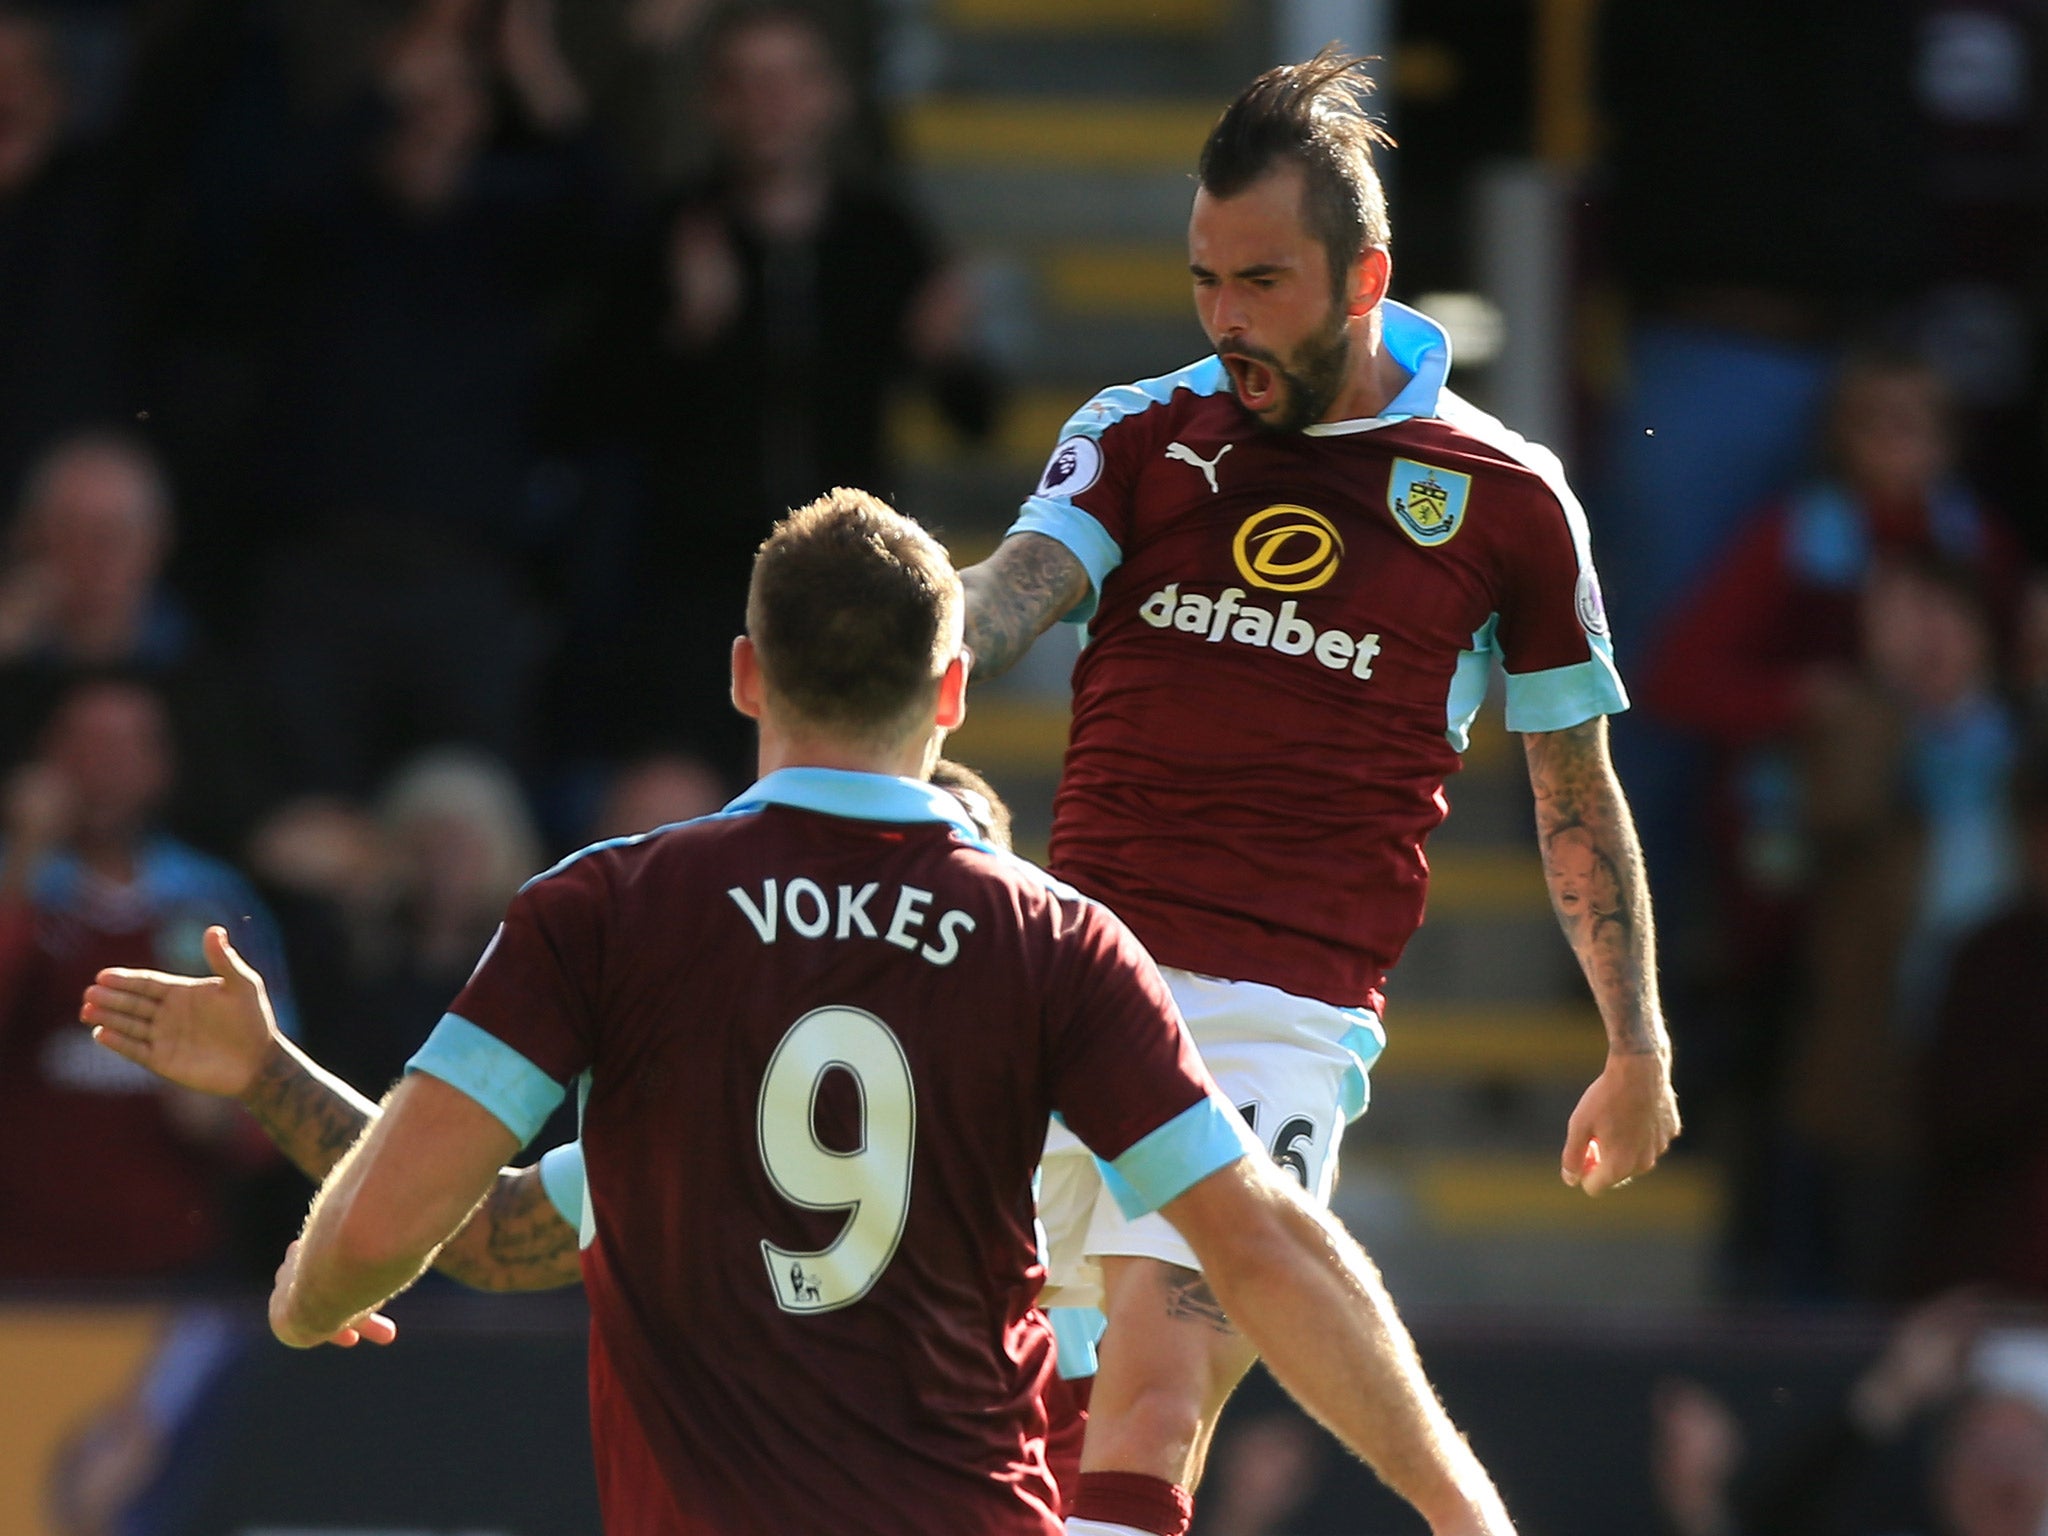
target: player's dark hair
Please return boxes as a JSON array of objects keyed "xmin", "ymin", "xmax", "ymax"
[
  {"xmin": 1199, "ymin": 47, "xmax": 1393, "ymax": 300},
  {"xmin": 930, "ymin": 758, "xmax": 1012, "ymax": 851},
  {"xmin": 748, "ymin": 488, "xmax": 961, "ymax": 741}
]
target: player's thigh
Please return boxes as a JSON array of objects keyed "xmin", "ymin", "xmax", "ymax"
[
  {"xmin": 1082, "ymin": 1254, "xmax": 1261, "ymax": 1484},
  {"xmin": 1038, "ymin": 1118, "xmax": 1107, "ymax": 1312},
  {"xmin": 1076, "ymin": 977, "xmax": 1373, "ymax": 1281},
  {"xmin": 1171, "ymin": 969, "xmax": 1379, "ymax": 1208}
]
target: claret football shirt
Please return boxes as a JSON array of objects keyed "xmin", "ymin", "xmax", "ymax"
[
  {"xmin": 407, "ymin": 768, "xmax": 1256, "ymax": 1536},
  {"xmin": 1011, "ymin": 300, "xmax": 1630, "ymax": 1009}
]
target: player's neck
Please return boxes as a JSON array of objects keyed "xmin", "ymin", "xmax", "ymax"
[
  {"xmin": 754, "ymin": 722, "xmax": 936, "ymax": 784},
  {"xmin": 1318, "ymin": 307, "xmax": 1411, "ymax": 426}
]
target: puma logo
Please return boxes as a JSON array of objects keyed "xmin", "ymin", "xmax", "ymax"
[{"xmin": 1165, "ymin": 441, "xmax": 1232, "ymax": 494}]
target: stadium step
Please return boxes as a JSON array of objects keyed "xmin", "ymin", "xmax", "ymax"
[
  {"xmin": 1337, "ymin": 1161, "xmax": 1723, "ymax": 1307},
  {"xmin": 901, "ymin": 98, "xmax": 1219, "ymax": 172},
  {"xmin": 936, "ymin": 0, "xmax": 1230, "ymax": 36},
  {"xmin": 1373, "ymin": 1004, "xmax": 1605, "ymax": 1084}
]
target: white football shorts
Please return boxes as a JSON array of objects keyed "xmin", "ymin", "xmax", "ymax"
[{"xmin": 1038, "ymin": 966, "xmax": 1384, "ymax": 1311}]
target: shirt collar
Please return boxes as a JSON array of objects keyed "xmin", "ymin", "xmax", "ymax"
[
  {"xmin": 1302, "ymin": 298, "xmax": 1452, "ymax": 435},
  {"xmin": 725, "ymin": 767, "xmax": 979, "ymax": 839}
]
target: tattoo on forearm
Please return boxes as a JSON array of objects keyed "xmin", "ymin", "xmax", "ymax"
[
  {"xmin": 1165, "ymin": 1272, "xmax": 1237, "ymax": 1336},
  {"xmin": 434, "ymin": 1170, "xmax": 581, "ymax": 1292},
  {"xmin": 961, "ymin": 534, "xmax": 1090, "ymax": 681},
  {"xmin": 243, "ymin": 1050, "xmax": 373, "ymax": 1182},
  {"xmin": 1525, "ymin": 719, "xmax": 1664, "ymax": 1055}
]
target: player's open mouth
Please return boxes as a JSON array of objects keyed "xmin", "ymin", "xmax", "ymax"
[{"xmin": 1224, "ymin": 354, "xmax": 1279, "ymax": 413}]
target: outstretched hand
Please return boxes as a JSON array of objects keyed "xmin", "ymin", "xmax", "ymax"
[
  {"xmin": 81, "ymin": 926, "xmax": 279, "ymax": 1099},
  {"xmin": 1562, "ymin": 1052, "xmax": 1680, "ymax": 1196}
]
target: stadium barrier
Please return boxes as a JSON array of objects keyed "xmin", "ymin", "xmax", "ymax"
[{"xmin": 1, "ymin": 1295, "xmax": 1887, "ymax": 1536}]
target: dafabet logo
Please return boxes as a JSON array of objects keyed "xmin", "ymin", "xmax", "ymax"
[{"xmin": 1232, "ymin": 505, "xmax": 1345, "ymax": 592}]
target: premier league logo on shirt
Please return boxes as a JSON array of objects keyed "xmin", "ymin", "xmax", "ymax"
[
  {"xmin": 1386, "ymin": 459, "xmax": 1472, "ymax": 547},
  {"xmin": 1035, "ymin": 436, "xmax": 1103, "ymax": 500},
  {"xmin": 1575, "ymin": 568, "xmax": 1611, "ymax": 636}
]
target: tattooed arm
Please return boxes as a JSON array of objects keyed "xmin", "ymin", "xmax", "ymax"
[
  {"xmin": 1523, "ymin": 717, "xmax": 1681, "ymax": 1195},
  {"xmin": 959, "ymin": 533, "xmax": 1092, "ymax": 682},
  {"xmin": 81, "ymin": 925, "xmax": 581, "ymax": 1291},
  {"xmin": 242, "ymin": 1042, "xmax": 581, "ymax": 1292}
]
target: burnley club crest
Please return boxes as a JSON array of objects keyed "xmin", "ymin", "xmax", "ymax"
[{"xmin": 1387, "ymin": 458, "xmax": 1472, "ymax": 547}]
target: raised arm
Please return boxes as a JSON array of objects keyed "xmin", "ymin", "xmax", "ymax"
[
  {"xmin": 1521, "ymin": 716, "xmax": 1680, "ymax": 1194},
  {"xmin": 959, "ymin": 533, "xmax": 1091, "ymax": 681},
  {"xmin": 81, "ymin": 926, "xmax": 582, "ymax": 1291},
  {"xmin": 1164, "ymin": 1156, "xmax": 1515, "ymax": 1536}
]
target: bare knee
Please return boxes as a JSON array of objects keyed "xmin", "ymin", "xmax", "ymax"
[{"xmin": 1083, "ymin": 1259, "xmax": 1259, "ymax": 1482}]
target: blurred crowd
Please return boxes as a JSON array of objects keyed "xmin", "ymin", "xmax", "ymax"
[
  {"xmin": 1592, "ymin": 0, "xmax": 2048, "ymax": 1310},
  {"xmin": 0, "ymin": 0, "xmax": 994, "ymax": 1288}
]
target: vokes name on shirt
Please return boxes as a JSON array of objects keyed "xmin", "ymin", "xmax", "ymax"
[{"xmin": 726, "ymin": 877, "xmax": 976, "ymax": 967}]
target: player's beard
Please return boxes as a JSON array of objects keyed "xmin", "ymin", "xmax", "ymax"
[{"xmin": 1219, "ymin": 304, "xmax": 1353, "ymax": 434}]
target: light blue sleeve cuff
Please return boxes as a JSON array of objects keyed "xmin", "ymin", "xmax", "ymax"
[
  {"xmin": 1096, "ymin": 1093, "xmax": 1261, "ymax": 1219},
  {"xmin": 1009, "ymin": 499, "xmax": 1123, "ymax": 625},
  {"xmin": 407, "ymin": 1013, "xmax": 566, "ymax": 1146},
  {"xmin": 1047, "ymin": 1305, "xmax": 1107, "ymax": 1381},
  {"xmin": 538, "ymin": 1141, "xmax": 587, "ymax": 1231},
  {"xmin": 1504, "ymin": 643, "xmax": 1631, "ymax": 733},
  {"xmin": 1337, "ymin": 1010, "xmax": 1387, "ymax": 1123}
]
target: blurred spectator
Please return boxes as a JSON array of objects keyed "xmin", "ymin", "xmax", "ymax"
[
  {"xmin": 0, "ymin": 3, "xmax": 132, "ymax": 501},
  {"xmin": 0, "ymin": 676, "xmax": 291, "ymax": 1282},
  {"xmin": 246, "ymin": 0, "xmax": 604, "ymax": 797},
  {"xmin": 555, "ymin": 0, "xmax": 717, "ymax": 194},
  {"xmin": 1594, "ymin": 0, "xmax": 1926, "ymax": 641},
  {"xmin": 1911, "ymin": 2, "xmax": 2048, "ymax": 523},
  {"xmin": 1590, "ymin": 0, "xmax": 1925, "ymax": 1007},
  {"xmin": 250, "ymin": 749, "xmax": 541, "ymax": 1102},
  {"xmin": 554, "ymin": 0, "xmax": 997, "ymax": 779},
  {"xmin": 1641, "ymin": 353, "xmax": 2027, "ymax": 1298},
  {"xmin": 1911, "ymin": 751, "xmax": 2048, "ymax": 1299},
  {"xmin": 587, "ymin": 749, "xmax": 727, "ymax": 840},
  {"xmin": 0, "ymin": 431, "xmax": 273, "ymax": 855},
  {"xmin": 1192, "ymin": 1412, "xmax": 1324, "ymax": 1536},
  {"xmin": 1645, "ymin": 355, "xmax": 2020, "ymax": 756},
  {"xmin": 48, "ymin": 1306, "xmax": 246, "ymax": 1536},
  {"xmin": 1653, "ymin": 1377, "xmax": 1747, "ymax": 1536},
  {"xmin": 1778, "ymin": 556, "xmax": 2022, "ymax": 1296},
  {"xmin": 555, "ymin": 0, "xmax": 888, "ymax": 195},
  {"xmin": 1652, "ymin": 1292, "xmax": 2048, "ymax": 1536}
]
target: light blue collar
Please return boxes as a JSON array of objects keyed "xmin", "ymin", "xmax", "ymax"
[
  {"xmin": 726, "ymin": 767, "xmax": 979, "ymax": 838},
  {"xmin": 1303, "ymin": 298, "xmax": 1452, "ymax": 431}
]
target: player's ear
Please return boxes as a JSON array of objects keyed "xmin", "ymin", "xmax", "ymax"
[
  {"xmin": 731, "ymin": 635, "xmax": 764, "ymax": 720},
  {"xmin": 1348, "ymin": 246, "xmax": 1391, "ymax": 318},
  {"xmin": 933, "ymin": 652, "xmax": 969, "ymax": 732}
]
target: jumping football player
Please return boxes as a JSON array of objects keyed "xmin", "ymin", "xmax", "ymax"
[{"xmin": 957, "ymin": 51, "xmax": 1681, "ymax": 1536}]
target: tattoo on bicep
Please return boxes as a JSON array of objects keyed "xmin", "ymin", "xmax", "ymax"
[
  {"xmin": 481, "ymin": 1174, "xmax": 580, "ymax": 1281},
  {"xmin": 1164, "ymin": 1272, "xmax": 1237, "ymax": 1335},
  {"xmin": 1527, "ymin": 720, "xmax": 1660, "ymax": 1054},
  {"xmin": 962, "ymin": 535, "xmax": 1089, "ymax": 681},
  {"xmin": 434, "ymin": 1171, "xmax": 581, "ymax": 1291}
]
